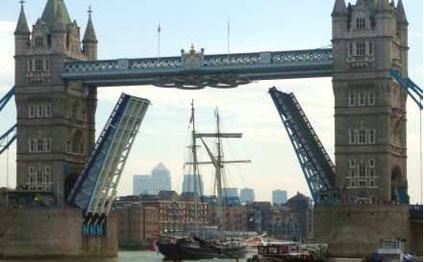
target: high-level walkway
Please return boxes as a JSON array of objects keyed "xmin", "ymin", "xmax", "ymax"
[{"xmin": 62, "ymin": 48, "xmax": 333, "ymax": 88}]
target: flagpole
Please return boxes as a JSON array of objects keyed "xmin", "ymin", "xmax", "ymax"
[
  {"xmin": 227, "ymin": 19, "xmax": 230, "ymax": 64},
  {"xmin": 157, "ymin": 23, "xmax": 161, "ymax": 59}
]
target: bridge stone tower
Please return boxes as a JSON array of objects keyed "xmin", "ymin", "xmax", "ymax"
[
  {"xmin": 14, "ymin": 0, "xmax": 98, "ymax": 205},
  {"xmin": 332, "ymin": 0, "xmax": 409, "ymax": 204}
]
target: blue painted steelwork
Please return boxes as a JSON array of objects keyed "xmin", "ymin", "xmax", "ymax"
[
  {"xmin": 0, "ymin": 124, "xmax": 17, "ymax": 155},
  {"xmin": 67, "ymin": 93, "xmax": 150, "ymax": 226},
  {"xmin": 269, "ymin": 87, "xmax": 335, "ymax": 203},
  {"xmin": 0, "ymin": 86, "xmax": 15, "ymax": 112},
  {"xmin": 62, "ymin": 48, "xmax": 333, "ymax": 88},
  {"xmin": 390, "ymin": 69, "xmax": 423, "ymax": 110}
]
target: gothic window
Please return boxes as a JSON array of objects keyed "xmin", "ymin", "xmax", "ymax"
[
  {"xmin": 29, "ymin": 139, "xmax": 36, "ymax": 153},
  {"xmin": 348, "ymin": 93, "xmax": 356, "ymax": 106},
  {"xmin": 349, "ymin": 43, "xmax": 354, "ymax": 56},
  {"xmin": 35, "ymin": 59, "xmax": 44, "ymax": 71},
  {"xmin": 368, "ymin": 42, "xmax": 373, "ymax": 55},
  {"xmin": 72, "ymin": 130, "xmax": 83, "ymax": 154},
  {"xmin": 359, "ymin": 180, "xmax": 367, "ymax": 187},
  {"xmin": 349, "ymin": 160, "xmax": 356, "ymax": 169},
  {"xmin": 35, "ymin": 36, "xmax": 43, "ymax": 47},
  {"xmin": 356, "ymin": 42, "xmax": 366, "ymax": 56},
  {"xmin": 358, "ymin": 92, "xmax": 366, "ymax": 106},
  {"xmin": 359, "ymin": 130, "xmax": 366, "ymax": 144},
  {"xmin": 45, "ymin": 59, "xmax": 50, "ymax": 71},
  {"xmin": 359, "ymin": 164, "xmax": 366, "ymax": 177},
  {"xmin": 349, "ymin": 129, "xmax": 356, "ymax": 144},
  {"xmin": 368, "ymin": 92, "xmax": 375, "ymax": 106},
  {"xmin": 28, "ymin": 166, "xmax": 35, "ymax": 182},
  {"xmin": 356, "ymin": 18, "xmax": 366, "ymax": 30},
  {"xmin": 27, "ymin": 59, "xmax": 33, "ymax": 71},
  {"xmin": 369, "ymin": 169, "xmax": 375, "ymax": 177},
  {"xmin": 367, "ymin": 129, "xmax": 376, "ymax": 144},
  {"xmin": 36, "ymin": 167, "xmax": 43, "ymax": 183},
  {"xmin": 37, "ymin": 139, "xmax": 44, "ymax": 152},
  {"xmin": 369, "ymin": 159, "xmax": 375, "ymax": 168},
  {"xmin": 44, "ymin": 138, "xmax": 52, "ymax": 152},
  {"xmin": 45, "ymin": 105, "xmax": 52, "ymax": 117},
  {"xmin": 37, "ymin": 105, "xmax": 43, "ymax": 117},
  {"xmin": 28, "ymin": 105, "xmax": 36, "ymax": 118}
]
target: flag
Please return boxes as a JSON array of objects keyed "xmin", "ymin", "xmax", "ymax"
[{"xmin": 157, "ymin": 23, "xmax": 161, "ymax": 33}]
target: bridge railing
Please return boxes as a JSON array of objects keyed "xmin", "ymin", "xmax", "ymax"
[{"xmin": 63, "ymin": 48, "xmax": 333, "ymax": 75}]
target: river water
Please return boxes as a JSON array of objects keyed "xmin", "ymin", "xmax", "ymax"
[{"xmin": 4, "ymin": 251, "xmax": 252, "ymax": 262}]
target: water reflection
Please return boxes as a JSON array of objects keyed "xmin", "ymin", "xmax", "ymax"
[{"xmin": 3, "ymin": 251, "xmax": 249, "ymax": 262}]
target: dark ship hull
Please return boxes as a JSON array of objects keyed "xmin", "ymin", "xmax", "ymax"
[{"xmin": 157, "ymin": 237, "xmax": 247, "ymax": 261}]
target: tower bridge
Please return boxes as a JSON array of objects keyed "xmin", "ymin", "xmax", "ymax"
[{"xmin": 0, "ymin": 0, "xmax": 422, "ymax": 259}]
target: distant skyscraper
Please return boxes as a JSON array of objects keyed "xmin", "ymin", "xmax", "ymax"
[
  {"xmin": 240, "ymin": 188, "xmax": 255, "ymax": 204},
  {"xmin": 223, "ymin": 188, "xmax": 238, "ymax": 198},
  {"xmin": 133, "ymin": 175, "xmax": 151, "ymax": 195},
  {"xmin": 150, "ymin": 162, "xmax": 171, "ymax": 192},
  {"xmin": 272, "ymin": 190, "xmax": 288, "ymax": 205},
  {"xmin": 182, "ymin": 174, "xmax": 204, "ymax": 195}
]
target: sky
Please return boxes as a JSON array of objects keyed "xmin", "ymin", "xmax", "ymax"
[{"xmin": 0, "ymin": 0, "xmax": 422, "ymax": 203}]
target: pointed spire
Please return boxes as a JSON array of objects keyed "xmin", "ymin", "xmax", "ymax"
[
  {"xmin": 41, "ymin": 0, "xmax": 71, "ymax": 31},
  {"xmin": 15, "ymin": 1, "xmax": 30, "ymax": 35},
  {"xmin": 83, "ymin": 6, "xmax": 97, "ymax": 43},
  {"xmin": 396, "ymin": 0, "xmax": 408, "ymax": 24},
  {"xmin": 332, "ymin": 0, "xmax": 348, "ymax": 16},
  {"xmin": 51, "ymin": 3, "xmax": 67, "ymax": 32}
]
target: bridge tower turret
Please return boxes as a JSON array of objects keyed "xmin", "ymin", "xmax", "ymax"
[
  {"xmin": 332, "ymin": 0, "xmax": 409, "ymax": 204},
  {"xmin": 14, "ymin": 0, "xmax": 98, "ymax": 206}
]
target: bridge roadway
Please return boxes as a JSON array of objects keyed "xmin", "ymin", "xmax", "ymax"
[{"xmin": 62, "ymin": 48, "xmax": 333, "ymax": 88}]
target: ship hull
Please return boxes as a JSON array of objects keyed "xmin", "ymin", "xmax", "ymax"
[{"xmin": 158, "ymin": 242, "xmax": 247, "ymax": 261}]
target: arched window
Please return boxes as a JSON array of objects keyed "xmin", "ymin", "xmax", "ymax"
[{"xmin": 72, "ymin": 130, "xmax": 83, "ymax": 154}]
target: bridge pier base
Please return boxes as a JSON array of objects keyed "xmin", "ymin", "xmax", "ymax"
[
  {"xmin": 0, "ymin": 207, "xmax": 118, "ymax": 259},
  {"xmin": 313, "ymin": 204, "xmax": 422, "ymax": 257}
]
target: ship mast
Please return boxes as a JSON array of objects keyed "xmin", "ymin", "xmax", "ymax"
[
  {"xmin": 196, "ymin": 108, "xmax": 251, "ymax": 231},
  {"xmin": 189, "ymin": 100, "xmax": 200, "ymax": 235}
]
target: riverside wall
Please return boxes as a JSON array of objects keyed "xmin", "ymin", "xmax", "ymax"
[
  {"xmin": 0, "ymin": 207, "xmax": 118, "ymax": 259},
  {"xmin": 314, "ymin": 204, "xmax": 422, "ymax": 257}
]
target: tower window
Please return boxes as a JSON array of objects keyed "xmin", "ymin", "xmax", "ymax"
[
  {"xmin": 35, "ymin": 36, "xmax": 44, "ymax": 47},
  {"xmin": 356, "ymin": 43, "xmax": 366, "ymax": 56},
  {"xmin": 44, "ymin": 138, "xmax": 52, "ymax": 152},
  {"xmin": 349, "ymin": 160, "xmax": 356, "ymax": 168},
  {"xmin": 368, "ymin": 42, "xmax": 373, "ymax": 55},
  {"xmin": 349, "ymin": 43, "xmax": 354, "ymax": 56},
  {"xmin": 368, "ymin": 159, "xmax": 375, "ymax": 168},
  {"xmin": 367, "ymin": 129, "xmax": 376, "ymax": 144},
  {"xmin": 368, "ymin": 92, "xmax": 375, "ymax": 105},
  {"xmin": 359, "ymin": 130, "xmax": 366, "ymax": 144},
  {"xmin": 359, "ymin": 164, "xmax": 366, "ymax": 177},
  {"xmin": 349, "ymin": 129, "xmax": 356, "ymax": 144},
  {"xmin": 356, "ymin": 18, "xmax": 366, "ymax": 30},
  {"xmin": 348, "ymin": 93, "xmax": 356, "ymax": 106},
  {"xmin": 358, "ymin": 92, "xmax": 366, "ymax": 106},
  {"xmin": 29, "ymin": 139, "xmax": 36, "ymax": 153},
  {"xmin": 35, "ymin": 59, "xmax": 44, "ymax": 71},
  {"xmin": 28, "ymin": 105, "xmax": 36, "ymax": 118}
]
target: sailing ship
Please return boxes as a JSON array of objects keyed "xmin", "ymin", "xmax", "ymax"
[{"xmin": 157, "ymin": 101, "xmax": 250, "ymax": 261}]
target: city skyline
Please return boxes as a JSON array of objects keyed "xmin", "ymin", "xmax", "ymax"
[{"xmin": 0, "ymin": 0, "xmax": 422, "ymax": 203}]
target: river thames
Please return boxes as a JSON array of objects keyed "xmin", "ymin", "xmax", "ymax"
[{"xmin": 4, "ymin": 251, "xmax": 252, "ymax": 262}]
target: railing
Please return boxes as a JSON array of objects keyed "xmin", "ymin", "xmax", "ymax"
[{"xmin": 62, "ymin": 48, "xmax": 334, "ymax": 87}]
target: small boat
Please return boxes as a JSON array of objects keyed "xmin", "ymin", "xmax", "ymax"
[{"xmin": 247, "ymin": 240, "xmax": 327, "ymax": 262}]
